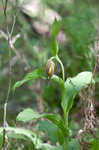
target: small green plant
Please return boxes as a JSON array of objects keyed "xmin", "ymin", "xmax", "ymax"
[{"xmin": 0, "ymin": 19, "xmax": 97, "ymax": 150}]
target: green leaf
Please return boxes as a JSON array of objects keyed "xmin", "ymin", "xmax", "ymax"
[
  {"xmin": 17, "ymin": 108, "xmax": 66, "ymax": 133},
  {"xmin": 17, "ymin": 108, "xmax": 42, "ymax": 122},
  {"xmin": 94, "ymin": 77, "xmax": 99, "ymax": 83},
  {"xmin": 51, "ymin": 18, "xmax": 60, "ymax": 38},
  {"xmin": 43, "ymin": 113, "xmax": 65, "ymax": 134},
  {"xmin": 0, "ymin": 127, "xmax": 64, "ymax": 150},
  {"xmin": 69, "ymin": 139, "xmax": 80, "ymax": 150},
  {"xmin": 52, "ymin": 38, "xmax": 59, "ymax": 56},
  {"xmin": 61, "ymin": 72, "xmax": 94, "ymax": 114},
  {"xmin": 89, "ymin": 138, "xmax": 99, "ymax": 150},
  {"xmin": 38, "ymin": 120, "xmax": 59, "ymax": 145},
  {"xmin": 57, "ymin": 129, "xmax": 64, "ymax": 145},
  {"xmin": 7, "ymin": 133, "xmax": 27, "ymax": 140},
  {"xmin": 0, "ymin": 131, "xmax": 3, "ymax": 148},
  {"xmin": 52, "ymin": 75, "xmax": 64, "ymax": 87},
  {"xmin": 40, "ymin": 143, "xmax": 63, "ymax": 150},
  {"xmin": 51, "ymin": 19, "xmax": 60, "ymax": 56},
  {"xmin": 13, "ymin": 68, "xmax": 46, "ymax": 91},
  {"xmin": 0, "ymin": 127, "xmax": 41, "ymax": 146}
]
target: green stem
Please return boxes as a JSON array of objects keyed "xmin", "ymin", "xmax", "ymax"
[
  {"xmin": 55, "ymin": 55, "xmax": 65, "ymax": 81},
  {"xmin": 64, "ymin": 137, "xmax": 69, "ymax": 150},
  {"xmin": 50, "ymin": 56, "xmax": 55, "ymax": 61},
  {"xmin": 64, "ymin": 111, "xmax": 69, "ymax": 129},
  {"xmin": 50, "ymin": 56, "xmax": 69, "ymax": 149},
  {"xmin": 64, "ymin": 111, "xmax": 69, "ymax": 150},
  {"xmin": 61, "ymin": 87, "xmax": 69, "ymax": 150},
  {"xmin": 49, "ymin": 55, "xmax": 65, "ymax": 81}
]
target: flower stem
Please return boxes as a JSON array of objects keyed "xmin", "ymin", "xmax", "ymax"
[
  {"xmin": 49, "ymin": 55, "xmax": 65, "ymax": 81},
  {"xmin": 55, "ymin": 55, "xmax": 65, "ymax": 81}
]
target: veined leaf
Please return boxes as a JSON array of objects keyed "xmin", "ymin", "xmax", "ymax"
[
  {"xmin": 61, "ymin": 72, "xmax": 94, "ymax": 115},
  {"xmin": 13, "ymin": 68, "xmax": 46, "ymax": 91},
  {"xmin": 17, "ymin": 108, "xmax": 66, "ymax": 133}
]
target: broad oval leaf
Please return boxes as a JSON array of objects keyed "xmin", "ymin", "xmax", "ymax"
[
  {"xmin": 13, "ymin": 68, "xmax": 46, "ymax": 91},
  {"xmin": 61, "ymin": 72, "xmax": 94, "ymax": 114},
  {"xmin": 17, "ymin": 108, "xmax": 66, "ymax": 134},
  {"xmin": 17, "ymin": 108, "xmax": 42, "ymax": 122}
]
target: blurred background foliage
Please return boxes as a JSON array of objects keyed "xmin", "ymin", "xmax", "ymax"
[{"xmin": 0, "ymin": 0, "xmax": 99, "ymax": 149}]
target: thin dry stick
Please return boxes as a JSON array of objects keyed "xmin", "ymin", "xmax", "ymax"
[
  {"xmin": 1, "ymin": 0, "xmax": 8, "ymax": 18},
  {"xmin": 39, "ymin": 81, "xmax": 44, "ymax": 113},
  {"xmin": 0, "ymin": 30, "xmax": 30, "ymax": 70},
  {"xmin": 1, "ymin": 1, "xmax": 17, "ymax": 149},
  {"xmin": 1, "ymin": 1, "xmax": 30, "ymax": 148}
]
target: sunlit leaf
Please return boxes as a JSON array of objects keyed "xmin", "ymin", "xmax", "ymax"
[{"xmin": 17, "ymin": 108, "xmax": 42, "ymax": 122}]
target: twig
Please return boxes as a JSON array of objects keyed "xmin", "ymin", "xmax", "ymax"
[
  {"xmin": 1, "ymin": 0, "xmax": 15, "ymax": 149},
  {"xmin": 0, "ymin": 30, "xmax": 30, "ymax": 69},
  {"xmin": 10, "ymin": 15, "xmax": 16, "ymax": 38}
]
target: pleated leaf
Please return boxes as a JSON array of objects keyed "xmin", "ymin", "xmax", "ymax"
[
  {"xmin": 17, "ymin": 108, "xmax": 66, "ymax": 133},
  {"xmin": 61, "ymin": 72, "xmax": 94, "ymax": 115},
  {"xmin": 13, "ymin": 69, "xmax": 46, "ymax": 91}
]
